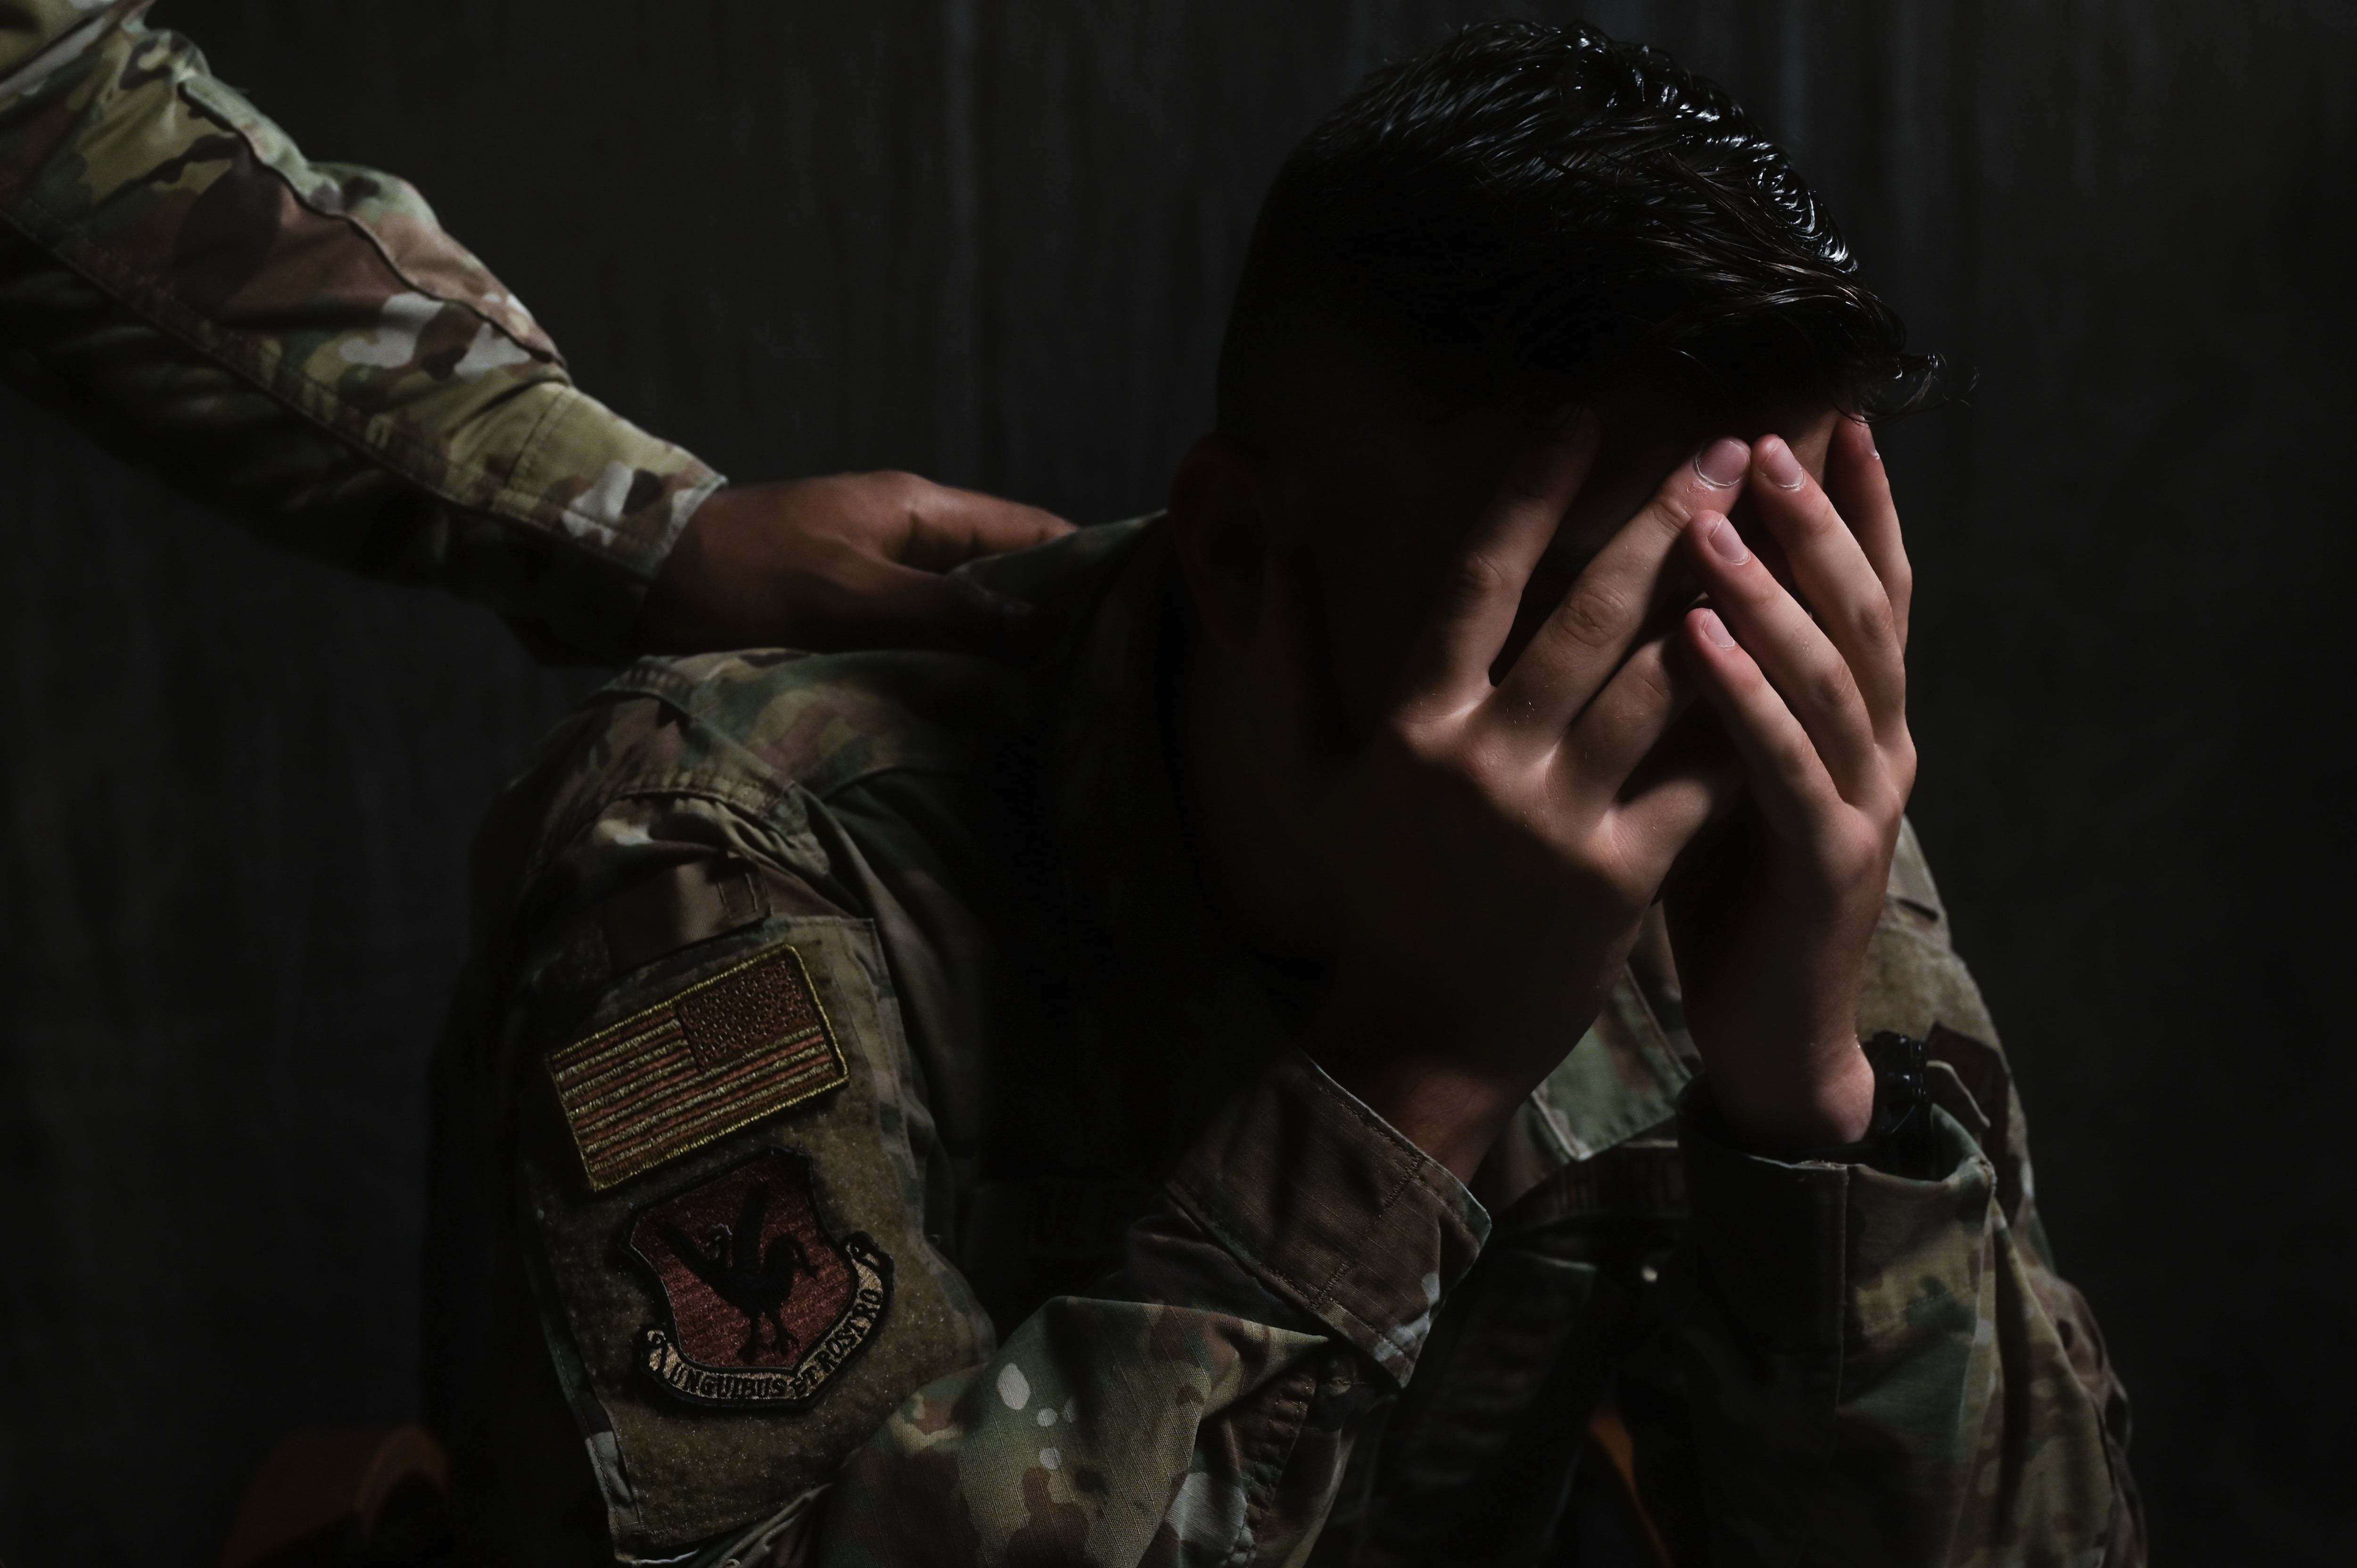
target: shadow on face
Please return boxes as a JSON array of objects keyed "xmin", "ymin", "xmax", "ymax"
[
  {"xmin": 1289, "ymin": 388, "xmax": 1843, "ymax": 737},
  {"xmin": 1166, "ymin": 378, "xmax": 1844, "ymax": 958}
]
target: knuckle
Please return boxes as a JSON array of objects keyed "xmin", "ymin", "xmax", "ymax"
[
  {"xmin": 1446, "ymin": 550, "xmax": 1517, "ymax": 610},
  {"xmin": 1627, "ymin": 657, "xmax": 1678, "ymax": 712},
  {"xmin": 1642, "ymin": 494, "xmax": 1694, "ymax": 539},
  {"xmin": 1889, "ymin": 734, "xmax": 1920, "ymax": 792},
  {"xmin": 1763, "ymin": 722, "xmax": 1813, "ymax": 772},
  {"xmin": 854, "ymin": 469, "xmax": 936, "ymax": 517},
  {"xmin": 1807, "ymin": 657, "xmax": 1861, "ymax": 717},
  {"xmin": 1651, "ymin": 492, "xmax": 1695, "ymax": 529},
  {"xmin": 1390, "ymin": 719, "xmax": 1455, "ymax": 771},
  {"xmin": 1851, "ymin": 595, "xmax": 1898, "ymax": 649},
  {"xmin": 1787, "ymin": 493, "xmax": 1839, "ymax": 538},
  {"xmin": 1449, "ymin": 737, "xmax": 1504, "ymax": 790},
  {"xmin": 1552, "ymin": 583, "xmax": 1630, "ymax": 649},
  {"xmin": 1402, "ymin": 723, "xmax": 1508, "ymax": 797},
  {"xmin": 861, "ymin": 468, "xmax": 928, "ymax": 496},
  {"xmin": 1817, "ymin": 837, "xmax": 1867, "ymax": 885}
]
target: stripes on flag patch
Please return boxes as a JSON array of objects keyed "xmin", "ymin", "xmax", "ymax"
[{"xmin": 549, "ymin": 941, "xmax": 849, "ymax": 1190}]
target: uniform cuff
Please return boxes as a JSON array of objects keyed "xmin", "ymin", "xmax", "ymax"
[
  {"xmin": 1677, "ymin": 1080, "xmax": 1997, "ymax": 1371},
  {"xmin": 495, "ymin": 386, "xmax": 724, "ymax": 656},
  {"xmin": 1164, "ymin": 1049, "xmax": 1489, "ymax": 1384}
]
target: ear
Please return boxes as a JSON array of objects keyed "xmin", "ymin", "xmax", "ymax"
[{"xmin": 1170, "ymin": 432, "xmax": 1282, "ymax": 649}]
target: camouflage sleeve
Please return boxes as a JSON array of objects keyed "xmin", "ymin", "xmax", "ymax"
[
  {"xmin": 823, "ymin": 1051, "xmax": 1492, "ymax": 1567},
  {"xmin": 0, "ymin": 1, "xmax": 722, "ymax": 657},
  {"xmin": 489, "ymin": 782, "xmax": 1492, "ymax": 1566},
  {"xmin": 1624, "ymin": 832, "xmax": 2141, "ymax": 1567}
]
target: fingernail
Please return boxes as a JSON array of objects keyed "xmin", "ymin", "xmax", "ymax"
[
  {"xmin": 1759, "ymin": 437, "xmax": 1806, "ymax": 490},
  {"xmin": 1694, "ymin": 438, "xmax": 1749, "ymax": 489},
  {"xmin": 1697, "ymin": 608, "xmax": 1737, "ymax": 650},
  {"xmin": 1702, "ymin": 512, "xmax": 1750, "ymax": 565}
]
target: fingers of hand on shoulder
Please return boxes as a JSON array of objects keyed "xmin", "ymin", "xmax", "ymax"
[{"xmin": 908, "ymin": 477, "xmax": 1075, "ymax": 562}]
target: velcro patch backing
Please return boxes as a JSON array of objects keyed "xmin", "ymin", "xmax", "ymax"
[{"xmin": 550, "ymin": 941, "xmax": 849, "ymax": 1190}]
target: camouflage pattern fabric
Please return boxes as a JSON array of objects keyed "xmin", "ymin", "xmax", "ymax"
[
  {"xmin": 0, "ymin": 0, "xmax": 721, "ymax": 657},
  {"xmin": 446, "ymin": 516, "xmax": 2142, "ymax": 1567}
]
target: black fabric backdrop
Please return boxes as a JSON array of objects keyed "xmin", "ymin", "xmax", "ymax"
[{"xmin": 2, "ymin": 1, "xmax": 2349, "ymax": 1560}]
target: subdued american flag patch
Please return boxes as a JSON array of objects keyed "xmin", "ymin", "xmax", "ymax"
[{"xmin": 549, "ymin": 941, "xmax": 849, "ymax": 1190}]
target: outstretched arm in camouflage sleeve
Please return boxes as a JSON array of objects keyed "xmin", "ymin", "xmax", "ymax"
[
  {"xmin": 1633, "ymin": 418, "xmax": 2139, "ymax": 1564},
  {"xmin": 0, "ymin": 1, "xmax": 1066, "ymax": 658}
]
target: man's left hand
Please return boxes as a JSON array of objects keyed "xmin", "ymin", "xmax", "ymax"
[{"xmin": 1666, "ymin": 417, "xmax": 1916, "ymax": 1151}]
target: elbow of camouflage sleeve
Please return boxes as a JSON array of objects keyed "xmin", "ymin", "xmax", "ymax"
[{"xmin": 0, "ymin": 10, "xmax": 722, "ymax": 658}]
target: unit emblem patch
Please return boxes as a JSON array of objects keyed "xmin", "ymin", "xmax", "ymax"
[
  {"xmin": 549, "ymin": 941, "xmax": 849, "ymax": 1190},
  {"xmin": 627, "ymin": 1149, "xmax": 892, "ymax": 1408}
]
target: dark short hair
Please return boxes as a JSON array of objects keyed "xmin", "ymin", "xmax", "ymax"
[{"xmin": 1217, "ymin": 20, "xmax": 1953, "ymax": 448}]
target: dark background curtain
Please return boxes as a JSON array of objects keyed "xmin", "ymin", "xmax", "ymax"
[{"xmin": 2, "ymin": 1, "xmax": 2348, "ymax": 1560}]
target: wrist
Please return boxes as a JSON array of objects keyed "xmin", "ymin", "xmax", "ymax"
[
  {"xmin": 1705, "ymin": 1033, "xmax": 1875, "ymax": 1152},
  {"xmin": 635, "ymin": 493, "xmax": 725, "ymax": 653},
  {"xmin": 1303, "ymin": 1033, "xmax": 1527, "ymax": 1184}
]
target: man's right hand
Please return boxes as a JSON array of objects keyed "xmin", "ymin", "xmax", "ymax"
[
  {"xmin": 637, "ymin": 472, "xmax": 1074, "ymax": 655},
  {"xmin": 1286, "ymin": 426, "xmax": 1754, "ymax": 1180}
]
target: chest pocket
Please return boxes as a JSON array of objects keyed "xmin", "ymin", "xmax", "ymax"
[{"xmin": 512, "ymin": 916, "xmax": 991, "ymax": 1560}]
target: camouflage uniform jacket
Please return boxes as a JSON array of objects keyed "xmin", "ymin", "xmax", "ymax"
[
  {"xmin": 0, "ymin": 0, "xmax": 719, "ymax": 656},
  {"xmin": 451, "ymin": 516, "xmax": 2141, "ymax": 1568}
]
